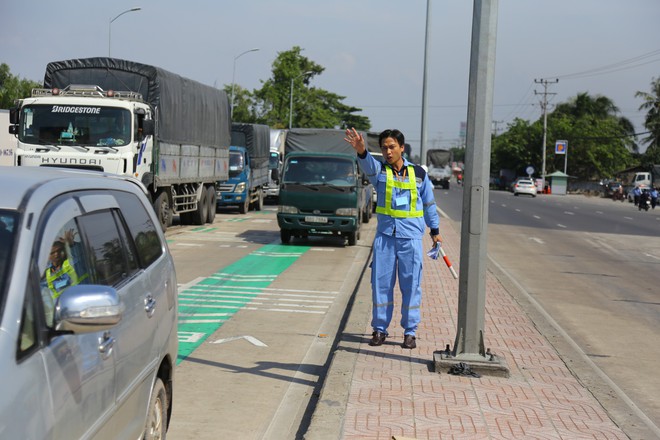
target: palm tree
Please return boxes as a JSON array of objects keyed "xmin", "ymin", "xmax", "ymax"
[{"xmin": 635, "ymin": 78, "xmax": 660, "ymax": 162}]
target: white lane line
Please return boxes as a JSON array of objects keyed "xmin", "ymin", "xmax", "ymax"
[
  {"xmin": 185, "ymin": 285, "xmax": 339, "ymax": 295},
  {"xmin": 529, "ymin": 237, "xmax": 545, "ymax": 244},
  {"xmin": 557, "ymin": 224, "xmax": 567, "ymax": 228},
  {"xmin": 624, "ymin": 217, "xmax": 633, "ymax": 220},
  {"xmin": 533, "ymin": 215, "xmax": 541, "ymax": 219},
  {"xmin": 564, "ymin": 211, "xmax": 575, "ymax": 215},
  {"xmin": 515, "ymin": 208, "xmax": 521, "ymax": 212},
  {"xmin": 644, "ymin": 253, "xmax": 660, "ymax": 261},
  {"xmin": 595, "ymin": 211, "xmax": 604, "ymax": 214}
]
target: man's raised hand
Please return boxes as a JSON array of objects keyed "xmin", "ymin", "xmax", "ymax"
[{"xmin": 344, "ymin": 128, "xmax": 366, "ymax": 154}]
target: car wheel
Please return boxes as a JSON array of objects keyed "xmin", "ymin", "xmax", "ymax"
[
  {"xmin": 280, "ymin": 229, "xmax": 291, "ymax": 244},
  {"xmin": 514, "ymin": 193, "xmax": 519, "ymax": 196},
  {"xmin": 144, "ymin": 378, "xmax": 168, "ymax": 440},
  {"xmin": 347, "ymin": 230, "xmax": 357, "ymax": 246}
]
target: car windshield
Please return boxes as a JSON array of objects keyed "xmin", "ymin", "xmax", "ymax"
[
  {"xmin": 518, "ymin": 180, "xmax": 533, "ymax": 185},
  {"xmin": 0, "ymin": 211, "xmax": 19, "ymax": 308}
]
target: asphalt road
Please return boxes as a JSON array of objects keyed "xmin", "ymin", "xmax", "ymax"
[
  {"xmin": 436, "ymin": 183, "xmax": 660, "ymax": 434},
  {"xmin": 164, "ymin": 204, "xmax": 376, "ymax": 440}
]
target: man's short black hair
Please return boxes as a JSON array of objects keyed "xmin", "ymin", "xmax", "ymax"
[{"xmin": 379, "ymin": 129, "xmax": 405, "ymax": 148}]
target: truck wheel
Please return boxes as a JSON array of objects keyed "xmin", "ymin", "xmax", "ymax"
[
  {"xmin": 153, "ymin": 191, "xmax": 171, "ymax": 232},
  {"xmin": 206, "ymin": 186, "xmax": 217, "ymax": 224},
  {"xmin": 144, "ymin": 378, "xmax": 168, "ymax": 440},
  {"xmin": 192, "ymin": 188, "xmax": 209, "ymax": 225},
  {"xmin": 280, "ymin": 229, "xmax": 291, "ymax": 244},
  {"xmin": 362, "ymin": 204, "xmax": 370, "ymax": 223},
  {"xmin": 347, "ymin": 231, "xmax": 358, "ymax": 246},
  {"xmin": 255, "ymin": 190, "xmax": 264, "ymax": 211},
  {"xmin": 239, "ymin": 196, "xmax": 250, "ymax": 214}
]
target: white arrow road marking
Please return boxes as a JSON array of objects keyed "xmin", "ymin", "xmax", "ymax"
[{"xmin": 211, "ymin": 335, "xmax": 268, "ymax": 347}]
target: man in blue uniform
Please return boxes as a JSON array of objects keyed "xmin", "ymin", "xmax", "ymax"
[{"xmin": 345, "ymin": 128, "xmax": 441, "ymax": 349}]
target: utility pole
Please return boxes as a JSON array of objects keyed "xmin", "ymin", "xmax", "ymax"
[
  {"xmin": 491, "ymin": 120, "xmax": 504, "ymax": 136},
  {"xmin": 534, "ymin": 78, "xmax": 558, "ymax": 190}
]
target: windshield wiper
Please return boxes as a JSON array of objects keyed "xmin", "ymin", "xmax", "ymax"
[
  {"xmin": 317, "ymin": 182, "xmax": 347, "ymax": 191},
  {"xmin": 34, "ymin": 139, "xmax": 61, "ymax": 151}
]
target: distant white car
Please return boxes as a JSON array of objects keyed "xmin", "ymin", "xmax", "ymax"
[{"xmin": 513, "ymin": 178, "xmax": 537, "ymax": 197}]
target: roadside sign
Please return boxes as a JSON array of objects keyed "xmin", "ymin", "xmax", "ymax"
[{"xmin": 555, "ymin": 140, "xmax": 567, "ymax": 155}]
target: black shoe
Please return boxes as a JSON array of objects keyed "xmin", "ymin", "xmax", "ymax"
[
  {"xmin": 369, "ymin": 331, "xmax": 387, "ymax": 346},
  {"xmin": 402, "ymin": 334, "xmax": 416, "ymax": 349}
]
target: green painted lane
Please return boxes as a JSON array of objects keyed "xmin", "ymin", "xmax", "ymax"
[{"xmin": 176, "ymin": 244, "xmax": 309, "ymax": 364}]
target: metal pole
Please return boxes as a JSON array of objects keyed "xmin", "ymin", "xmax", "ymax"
[
  {"xmin": 453, "ymin": 0, "xmax": 499, "ymax": 360},
  {"xmin": 109, "ymin": 7, "xmax": 141, "ymax": 57},
  {"xmin": 564, "ymin": 142, "xmax": 568, "ymax": 174},
  {"xmin": 420, "ymin": 0, "xmax": 431, "ymax": 166},
  {"xmin": 230, "ymin": 48, "xmax": 259, "ymax": 118},
  {"xmin": 289, "ymin": 71, "xmax": 313, "ymax": 129}
]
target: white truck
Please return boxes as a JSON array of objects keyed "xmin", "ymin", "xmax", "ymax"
[
  {"xmin": 426, "ymin": 149, "xmax": 453, "ymax": 189},
  {"xmin": 0, "ymin": 110, "xmax": 14, "ymax": 166},
  {"xmin": 9, "ymin": 57, "xmax": 230, "ymax": 231}
]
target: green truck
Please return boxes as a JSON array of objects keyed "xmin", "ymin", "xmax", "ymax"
[{"xmin": 277, "ymin": 128, "xmax": 373, "ymax": 246}]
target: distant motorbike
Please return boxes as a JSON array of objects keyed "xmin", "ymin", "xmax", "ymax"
[
  {"xmin": 612, "ymin": 190, "xmax": 624, "ymax": 202},
  {"xmin": 639, "ymin": 190, "xmax": 651, "ymax": 211}
]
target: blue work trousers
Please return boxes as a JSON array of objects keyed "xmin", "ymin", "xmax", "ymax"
[{"xmin": 371, "ymin": 233, "xmax": 423, "ymax": 336}]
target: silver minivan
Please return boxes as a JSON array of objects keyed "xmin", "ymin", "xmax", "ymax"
[{"xmin": 0, "ymin": 166, "xmax": 178, "ymax": 439}]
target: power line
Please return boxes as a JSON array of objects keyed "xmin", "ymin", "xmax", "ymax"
[{"xmin": 542, "ymin": 48, "xmax": 660, "ymax": 81}]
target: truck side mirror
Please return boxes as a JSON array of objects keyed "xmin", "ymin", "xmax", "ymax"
[
  {"xmin": 8, "ymin": 125, "xmax": 18, "ymax": 135},
  {"xmin": 271, "ymin": 168, "xmax": 280, "ymax": 182},
  {"xmin": 9, "ymin": 107, "xmax": 19, "ymax": 125},
  {"xmin": 141, "ymin": 119, "xmax": 155, "ymax": 136}
]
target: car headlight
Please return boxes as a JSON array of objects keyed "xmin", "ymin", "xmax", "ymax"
[
  {"xmin": 335, "ymin": 207, "xmax": 358, "ymax": 216},
  {"xmin": 235, "ymin": 182, "xmax": 246, "ymax": 193},
  {"xmin": 279, "ymin": 205, "xmax": 298, "ymax": 214}
]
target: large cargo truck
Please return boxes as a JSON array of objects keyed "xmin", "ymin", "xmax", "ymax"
[
  {"xmin": 426, "ymin": 149, "xmax": 452, "ymax": 189},
  {"xmin": 9, "ymin": 57, "xmax": 230, "ymax": 231},
  {"xmin": 277, "ymin": 128, "xmax": 372, "ymax": 246},
  {"xmin": 216, "ymin": 123, "xmax": 270, "ymax": 213}
]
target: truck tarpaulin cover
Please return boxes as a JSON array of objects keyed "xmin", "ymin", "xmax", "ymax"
[
  {"xmin": 231, "ymin": 123, "xmax": 270, "ymax": 169},
  {"xmin": 427, "ymin": 149, "xmax": 452, "ymax": 167},
  {"xmin": 43, "ymin": 57, "xmax": 230, "ymax": 149},
  {"xmin": 285, "ymin": 128, "xmax": 365, "ymax": 156}
]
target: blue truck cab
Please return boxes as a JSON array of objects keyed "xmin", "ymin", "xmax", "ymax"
[{"xmin": 216, "ymin": 123, "xmax": 270, "ymax": 214}]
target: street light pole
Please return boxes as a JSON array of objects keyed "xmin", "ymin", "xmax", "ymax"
[
  {"xmin": 289, "ymin": 71, "xmax": 313, "ymax": 129},
  {"xmin": 230, "ymin": 48, "xmax": 259, "ymax": 118},
  {"xmin": 109, "ymin": 7, "xmax": 141, "ymax": 57}
]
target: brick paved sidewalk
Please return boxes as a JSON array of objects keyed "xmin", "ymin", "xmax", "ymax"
[{"xmin": 306, "ymin": 219, "xmax": 629, "ymax": 440}]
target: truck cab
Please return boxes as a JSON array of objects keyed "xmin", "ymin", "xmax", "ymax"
[
  {"xmin": 217, "ymin": 145, "xmax": 258, "ymax": 213},
  {"xmin": 277, "ymin": 152, "xmax": 370, "ymax": 246}
]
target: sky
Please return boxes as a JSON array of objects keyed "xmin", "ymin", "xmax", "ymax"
[{"xmin": 2, "ymin": 1, "xmax": 659, "ymax": 156}]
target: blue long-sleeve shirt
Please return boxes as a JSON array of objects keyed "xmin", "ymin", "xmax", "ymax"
[{"xmin": 358, "ymin": 150, "xmax": 439, "ymax": 239}]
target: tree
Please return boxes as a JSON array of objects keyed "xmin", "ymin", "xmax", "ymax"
[
  {"xmin": 0, "ymin": 63, "xmax": 42, "ymax": 109},
  {"xmin": 231, "ymin": 46, "xmax": 371, "ymax": 130},
  {"xmin": 635, "ymin": 77, "xmax": 660, "ymax": 165}
]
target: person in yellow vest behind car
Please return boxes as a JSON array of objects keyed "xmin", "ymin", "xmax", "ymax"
[{"xmin": 45, "ymin": 239, "xmax": 79, "ymax": 299}]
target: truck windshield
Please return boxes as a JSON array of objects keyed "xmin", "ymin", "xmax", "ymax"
[
  {"xmin": 18, "ymin": 104, "xmax": 131, "ymax": 147},
  {"xmin": 229, "ymin": 150, "xmax": 245, "ymax": 177},
  {"xmin": 269, "ymin": 152, "xmax": 279, "ymax": 170},
  {"xmin": 283, "ymin": 157, "xmax": 356, "ymax": 186}
]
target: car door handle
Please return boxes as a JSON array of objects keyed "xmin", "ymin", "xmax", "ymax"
[
  {"xmin": 144, "ymin": 294, "xmax": 156, "ymax": 318},
  {"xmin": 98, "ymin": 331, "xmax": 114, "ymax": 360}
]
